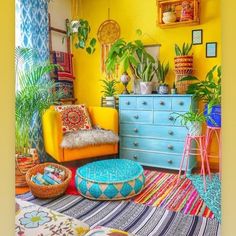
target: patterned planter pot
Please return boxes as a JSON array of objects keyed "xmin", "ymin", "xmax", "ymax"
[
  {"xmin": 186, "ymin": 122, "xmax": 202, "ymax": 136},
  {"xmin": 158, "ymin": 84, "xmax": 169, "ymax": 94},
  {"xmin": 174, "ymin": 55, "xmax": 193, "ymax": 70},
  {"xmin": 204, "ymin": 104, "xmax": 221, "ymax": 127}
]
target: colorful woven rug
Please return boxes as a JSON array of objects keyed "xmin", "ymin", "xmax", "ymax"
[
  {"xmin": 18, "ymin": 168, "xmax": 215, "ymax": 219},
  {"xmin": 187, "ymin": 174, "xmax": 221, "ymax": 222},
  {"xmin": 132, "ymin": 170, "xmax": 214, "ymax": 219},
  {"xmin": 16, "ymin": 194, "xmax": 220, "ymax": 236}
]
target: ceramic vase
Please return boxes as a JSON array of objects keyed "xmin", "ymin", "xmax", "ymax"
[
  {"xmin": 158, "ymin": 84, "xmax": 169, "ymax": 94},
  {"xmin": 187, "ymin": 122, "xmax": 202, "ymax": 136},
  {"xmin": 162, "ymin": 12, "xmax": 177, "ymax": 24},
  {"xmin": 140, "ymin": 82, "xmax": 153, "ymax": 95}
]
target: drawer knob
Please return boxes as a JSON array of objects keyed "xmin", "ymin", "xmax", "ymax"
[
  {"xmin": 168, "ymin": 145, "xmax": 174, "ymax": 150},
  {"xmin": 167, "ymin": 160, "xmax": 173, "ymax": 164},
  {"xmin": 168, "ymin": 130, "xmax": 174, "ymax": 135},
  {"xmin": 168, "ymin": 116, "xmax": 174, "ymax": 121},
  {"xmin": 160, "ymin": 101, "xmax": 165, "ymax": 105},
  {"xmin": 179, "ymin": 101, "xmax": 184, "ymax": 106},
  {"xmin": 126, "ymin": 101, "xmax": 130, "ymax": 105},
  {"xmin": 133, "ymin": 142, "xmax": 138, "ymax": 146},
  {"xmin": 142, "ymin": 101, "xmax": 147, "ymax": 105},
  {"xmin": 133, "ymin": 155, "xmax": 138, "ymax": 160},
  {"xmin": 134, "ymin": 115, "xmax": 139, "ymax": 119},
  {"xmin": 134, "ymin": 128, "xmax": 138, "ymax": 133}
]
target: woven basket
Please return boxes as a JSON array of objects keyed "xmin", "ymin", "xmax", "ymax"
[
  {"xmin": 26, "ymin": 162, "xmax": 72, "ymax": 199},
  {"xmin": 175, "ymin": 68, "xmax": 194, "ymax": 94},
  {"xmin": 15, "ymin": 148, "xmax": 39, "ymax": 187}
]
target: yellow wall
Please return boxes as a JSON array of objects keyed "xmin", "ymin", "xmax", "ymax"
[{"xmin": 72, "ymin": 0, "xmax": 221, "ymax": 106}]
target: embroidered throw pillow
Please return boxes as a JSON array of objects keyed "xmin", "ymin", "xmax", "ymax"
[{"xmin": 55, "ymin": 105, "xmax": 92, "ymax": 134}]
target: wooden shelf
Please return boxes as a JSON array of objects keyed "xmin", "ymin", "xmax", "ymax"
[{"xmin": 157, "ymin": 0, "xmax": 200, "ymax": 28}]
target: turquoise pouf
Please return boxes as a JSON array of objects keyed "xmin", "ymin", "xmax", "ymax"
[{"xmin": 75, "ymin": 159, "xmax": 145, "ymax": 200}]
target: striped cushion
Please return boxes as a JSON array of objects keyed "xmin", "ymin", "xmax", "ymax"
[{"xmin": 75, "ymin": 159, "xmax": 145, "ymax": 200}]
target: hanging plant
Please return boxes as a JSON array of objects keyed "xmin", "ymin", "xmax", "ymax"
[{"xmin": 65, "ymin": 19, "xmax": 96, "ymax": 54}]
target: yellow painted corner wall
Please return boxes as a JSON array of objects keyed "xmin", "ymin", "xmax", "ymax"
[
  {"xmin": 72, "ymin": 0, "xmax": 221, "ymax": 107},
  {"xmin": 72, "ymin": 0, "xmax": 221, "ymax": 166}
]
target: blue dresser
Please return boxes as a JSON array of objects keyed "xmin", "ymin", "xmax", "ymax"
[{"xmin": 119, "ymin": 94, "xmax": 196, "ymax": 173}]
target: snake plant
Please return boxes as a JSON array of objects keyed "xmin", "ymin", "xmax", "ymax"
[{"xmin": 174, "ymin": 42, "xmax": 192, "ymax": 56}]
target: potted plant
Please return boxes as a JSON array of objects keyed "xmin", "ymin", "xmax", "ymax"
[
  {"xmin": 174, "ymin": 42, "xmax": 193, "ymax": 93},
  {"xmin": 173, "ymin": 109, "xmax": 206, "ymax": 136},
  {"xmin": 180, "ymin": 65, "xmax": 221, "ymax": 127},
  {"xmin": 66, "ymin": 19, "xmax": 96, "ymax": 54},
  {"xmin": 105, "ymin": 38, "xmax": 155, "ymax": 94},
  {"xmin": 15, "ymin": 47, "xmax": 62, "ymax": 186},
  {"xmin": 162, "ymin": 5, "xmax": 177, "ymax": 24},
  {"xmin": 134, "ymin": 55, "xmax": 158, "ymax": 94},
  {"xmin": 156, "ymin": 60, "xmax": 169, "ymax": 94},
  {"xmin": 101, "ymin": 77, "xmax": 119, "ymax": 106}
]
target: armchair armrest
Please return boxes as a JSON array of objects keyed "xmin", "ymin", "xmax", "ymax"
[
  {"xmin": 42, "ymin": 107, "xmax": 64, "ymax": 162},
  {"xmin": 88, "ymin": 106, "xmax": 118, "ymax": 134}
]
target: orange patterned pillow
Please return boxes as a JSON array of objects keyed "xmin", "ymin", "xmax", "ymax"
[{"xmin": 55, "ymin": 105, "xmax": 92, "ymax": 134}]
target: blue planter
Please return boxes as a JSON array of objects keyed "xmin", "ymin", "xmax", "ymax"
[{"xmin": 204, "ymin": 104, "xmax": 221, "ymax": 127}]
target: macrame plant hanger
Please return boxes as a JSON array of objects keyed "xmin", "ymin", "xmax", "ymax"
[{"xmin": 97, "ymin": 7, "xmax": 120, "ymax": 76}]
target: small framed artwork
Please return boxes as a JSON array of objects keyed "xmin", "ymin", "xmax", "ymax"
[
  {"xmin": 192, "ymin": 29, "xmax": 203, "ymax": 45},
  {"xmin": 206, "ymin": 42, "xmax": 217, "ymax": 58}
]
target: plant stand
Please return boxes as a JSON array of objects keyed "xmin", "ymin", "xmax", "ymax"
[
  {"xmin": 204, "ymin": 126, "xmax": 221, "ymax": 179},
  {"xmin": 177, "ymin": 135, "xmax": 211, "ymax": 191}
]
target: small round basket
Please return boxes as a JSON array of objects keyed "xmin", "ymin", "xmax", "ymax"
[{"xmin": 26, "ymin": 162, "xmax": 72, "ymax": 199}]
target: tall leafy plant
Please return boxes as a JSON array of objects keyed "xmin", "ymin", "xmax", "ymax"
[
  {"xmin": 105, "ymin": 38, "xmax": 154, "ymax": 76},
  {"xmin": 15, "ymin": 47, "xmax": 62, "ymax": 155},
  {"xmin": 101, "ymin": 78, "xmax": 119, "ymax": 97}
]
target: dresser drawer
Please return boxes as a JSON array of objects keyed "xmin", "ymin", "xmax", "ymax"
[
  {"xmin": 172, "ymin": 97, "xmax": 192, "ymax": 111},
  {"xmin": 119, "ymin": 97, "xmax": 137, "ymax": 109},
  {"xmin": 120, "ymin": 110, "xmax": 153, "ymax": 124},
  {"xmin": 120, "ymin": 124, "xmax": 187, "ymax": 140},
  {"xmin": 137, "ymin": 97, "xmax": 153, "ymax": 110},
  {"xmin": 120, "ymin": 149, "xmax": 184, "ymax": 170},
  {"xmin": 121, "ymin": 137, "xmax": 185, "ymax": 154},
  {"xmin": 154, "ymin": 97, "xmax": 171, "ymax": 110},
  {"xmin": 154, "ymin": 111, "xmax": 184, "ymax": 126}
]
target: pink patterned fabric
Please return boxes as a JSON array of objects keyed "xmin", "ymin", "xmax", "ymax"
[{"xmin": 55, "ymin": 105, "xmax": 92, "ymax": 134}]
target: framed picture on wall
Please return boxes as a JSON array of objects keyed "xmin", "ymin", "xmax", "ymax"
[
  {"xmin": 192, "ymin": 29, "xmax": 203, "ymax": 45},
  {"xmin": 206, "ymin": 42, "xmax": 217, "ymax": 58}
]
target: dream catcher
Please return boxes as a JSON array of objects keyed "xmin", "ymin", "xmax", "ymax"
[{"xmin": 97, "ymin": 9, "xmax": 120, "ymax": 74}]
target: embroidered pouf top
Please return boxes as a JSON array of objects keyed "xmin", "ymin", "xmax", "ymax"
[{"xmin": 75, "ymin": 159, "xmax": 145, "ymax": 200}]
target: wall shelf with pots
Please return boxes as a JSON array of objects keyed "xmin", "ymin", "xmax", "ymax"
[{"xmin": 156, "ymin": 0, "xmax": 200, "ymax": 28}]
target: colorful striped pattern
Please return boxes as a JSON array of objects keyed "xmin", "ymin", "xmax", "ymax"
[
  {"xmin": 16, "ymin": 194, "xmax": 220, "ymax": 236},
  {"xmin": 133, "ymin": 170, "xmax": 214, "ymax": 219}
]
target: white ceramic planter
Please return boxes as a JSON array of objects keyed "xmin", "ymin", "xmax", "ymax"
[
  {"xmin": 140, "ymin": 82, "xmax": 153, "ymax": 95},
  {"xmin": 162, "ymin": 12, "xmax": 177, "ymax": 24},
  {"xmin": 187, "ymin": 121, "xmax": 202, "ymax": 137},
  {"xmin": 105, "ymin": 96, "xmax": 115, "ymax": 106}
]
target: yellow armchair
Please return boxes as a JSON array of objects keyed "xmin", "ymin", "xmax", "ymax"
[{"xmin": 42, "ymin": 106, "xmax": 119, "ymax": 162}]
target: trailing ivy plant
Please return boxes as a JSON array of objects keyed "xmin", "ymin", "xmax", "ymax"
[
  {"xmin": 174, "ymin": 42, "xmax": 192, "ymax": 56},
  {"xmin": 66, "ymin": 19, "xmax": 96, "ymax": 54}
]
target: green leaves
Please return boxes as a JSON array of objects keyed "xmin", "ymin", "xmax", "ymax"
[
  {"xmin": 100, "ymin": 78, "xmax": 119, "ymax": 97},
  {"xmin": 66, "ymin": 19, "xmax": 96, "ymax": 54},
  {"xmin": 174, "ymin": 43, "xmax": 192, "ymax": 56},
  {"xmin": 179, "ymin": 65, "xmax": 221, "ymax": 106},
  {"xmin": 15, "ymin": 47, "xmax": 63, "ymax": 154},
  {"xmin": 156, "ymin": 60, "xmax": 169, "ymax": 84}
]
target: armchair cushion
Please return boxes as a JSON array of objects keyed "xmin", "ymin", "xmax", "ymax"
[
  {"xmin": 61, "ymin": 128, "xmax": 119, "ymax": 148},
  {"xmin": 55, "ymin": 105, "xmax": 92, "ymax": 134}
]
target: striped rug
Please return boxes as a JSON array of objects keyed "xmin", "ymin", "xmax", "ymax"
[
  {"xmin": 133, "ymin": 170, "xmax": 214, "ymax": 219},
  {"xmin": 17, "ymin": 194, "xmax": 220, "ymax": 236}
]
